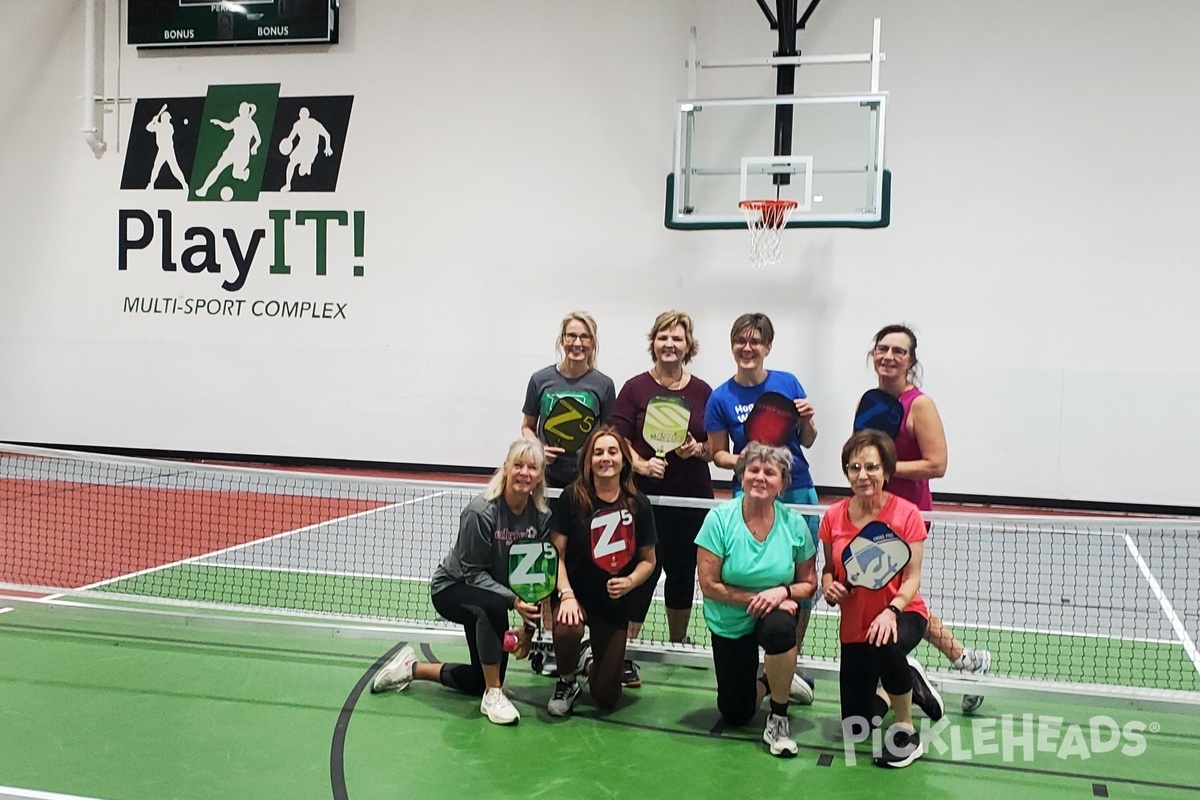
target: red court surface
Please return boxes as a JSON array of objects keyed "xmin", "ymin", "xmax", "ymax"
[{"xmin": 0, "ymin": 478, "xmax": 384, "ymax": 588}]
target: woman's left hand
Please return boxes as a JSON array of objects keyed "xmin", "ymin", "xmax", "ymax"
[
  {"xmin": 866, "ymin": 611, "xmax": 899, "ymax": 646},
  {"xmin": 606, "ymin": 576, "xmax": 634, "ymax": 599},
  {"xmin": 747, "ymin": 586, "xmax": 790, "ymax": 619}
]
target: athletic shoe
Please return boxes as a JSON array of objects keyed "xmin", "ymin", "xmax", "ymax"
[
  {"xmin": 577, "ymin": 644, "xmax": 593, "ymax": 680},
  {"xmin": 370, "ymin": 645, "xmax": 416, "ymax": 693},
  {"xmin": 874, "ymin": 728, "xmax": 923, "ymax": 768},
  {"xmin": 480, "ymin": 687, "xmax": 520, "ymax": 725},
  {"xmin": 540, "ymin": 653, "xmax": 559, "ymax": 678},
  {"xmin": 546, "ymin": 679, "xmax": 582, "ymax": 717},
  {"xmin": 906, "ymin": 656, "xmax": 945, "ymax": 721},
  {"xmin": 622, "ymin": 659, "xmax": 641, "ymax": 688},
  {"xmin": 955, "ymin": 648, "xmax": 992, "ymax": 713},
  {"xmin": 788, "ymin": 672, "xmax": 814, "ymax": 706},
  {"xmin": 530, "ymin": 637, "xmax": 555, "ymax": 676},
  {"xmin": 762, "ymin": 713, "xmax": 798, "ymax": 758}
]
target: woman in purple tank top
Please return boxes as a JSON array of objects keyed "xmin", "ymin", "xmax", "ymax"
[{"xmin": 870, "ymin": 324, "xmax": 993, "ymax": 714}]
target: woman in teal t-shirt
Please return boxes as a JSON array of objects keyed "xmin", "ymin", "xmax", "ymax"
[{"xmin": 696, "ymin": 443, "xmax": 817, "ymax": 758}]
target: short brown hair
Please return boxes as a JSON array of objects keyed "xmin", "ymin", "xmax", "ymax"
[
  {"xmin": 730, "ymin": 313, "xmax": 775, "ymax": 347},
  {"xmin": 647, "ymin": 310, "xmax": 699, "ymax": 364},
  {"xmin": 841, "ymin": 429, "xmax": 897, "ymax": 479}
]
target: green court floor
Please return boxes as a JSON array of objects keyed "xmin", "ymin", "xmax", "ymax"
[
  {"xmin": 2, "ymin": 601, "xmax": 1199, "ymax": 800},
  {"xmin": 99, "ymin": 566, "xmax": 1200, "ymax": 691}
]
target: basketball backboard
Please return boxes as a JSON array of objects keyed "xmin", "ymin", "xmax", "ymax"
[{"xmin": 666, "ymin": 93, "xmax": 888, "ymax": 229}]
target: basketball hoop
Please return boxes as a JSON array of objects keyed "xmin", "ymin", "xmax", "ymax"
[{"xmin": 739, "ymin": 199, "xmax": 797, "ymax": 267}]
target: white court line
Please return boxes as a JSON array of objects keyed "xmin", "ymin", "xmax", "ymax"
[
  {"xmin": 73, "ymin": 491, "xmax": 448, "ymax": 592},
  {"xmin": 201, "ymin": 562, "xmax": 419, "ymax": 582},
  {"xmin": 1124, "ymin": 532, "xmax": 1200, "ymax": 677},
  {"xmin": 0, "ymin": 786, "xmax": 109, "ymax": 800},
  {"xmin": 0, "ymin": 607, "xmax": 13, "ymax": 615}
]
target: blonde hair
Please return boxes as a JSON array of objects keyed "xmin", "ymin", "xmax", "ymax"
[
  {"xmin": 483, "ymin": 437, "xmax": 549, "ymax": 512},
  {"xmin": 555, "ymin": 311, "xmax": 599, "ymax": 369},
  {"xmin": 647, "ymin": 310, "xmax": 699, "ymax": 364}
]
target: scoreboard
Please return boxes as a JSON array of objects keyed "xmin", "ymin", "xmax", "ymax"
[{"xmin": 128, "ymin": 0, "xmax": 339, "ymax": 48}]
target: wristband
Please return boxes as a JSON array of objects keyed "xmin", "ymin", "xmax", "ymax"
[
  {"xmin": 885, "ymin": 604, "xmax": 902, "ymax": 617},
  {"xmin": 780, "ymin": 583, "xmax": 792, "ymax": 601}
]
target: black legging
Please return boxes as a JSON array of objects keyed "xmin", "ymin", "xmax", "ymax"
[
  {"xmin": 710, "ymin": 607, "xmax": 797, "ymax": 726},
  {"xmin": 839, "ymin": 611, "xmax": 928, "ymax": 725},
  {"xmin": 552, "ymin": 608, "xmax": 627, "ymax": 710},
  {"xmin": 430, "ymin": 582, "xmax": 510, "ymax": 697},
  {"xmin": 628, "ymin": 503, "xmax": 708, "ymax": 620}
]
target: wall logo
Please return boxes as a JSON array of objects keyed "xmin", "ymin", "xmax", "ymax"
[
  {"xmin": 118, "ymin": 83, "xmax": 365, "ymax": 312},
  {"xmin": 121, "ymin": 83, "xmax": 353, "ymax": 200}
]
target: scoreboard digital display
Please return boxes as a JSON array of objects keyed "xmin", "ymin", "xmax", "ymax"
[{"xmin": 128, "ymin": 0, "xmax": 339, "ymax": 48}]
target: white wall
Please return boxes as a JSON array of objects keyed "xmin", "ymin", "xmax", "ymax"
[{"xmin": 1, "ymin": 1, "xmax": 1197, "ymax": 507}]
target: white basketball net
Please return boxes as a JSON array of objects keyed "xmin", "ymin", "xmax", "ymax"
[{"xmin": 739, "ymin": 200, "xmax": 798, "ymax": 267}]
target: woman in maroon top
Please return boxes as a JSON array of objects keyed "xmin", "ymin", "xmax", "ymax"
[
  {"xmin": 612, "ymin": 311, "xmax": 714, "ymax": 680},
  {"xmin": 869, "ymin": 324, "xmax": 992, "ymax": 713}
]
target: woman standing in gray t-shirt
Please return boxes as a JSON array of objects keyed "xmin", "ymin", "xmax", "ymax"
[{"xmin": 521, "ymin": 311, "xmax": 616, "ymax": 488}]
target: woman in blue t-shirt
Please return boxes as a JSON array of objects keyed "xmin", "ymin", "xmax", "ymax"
[{"xmin": 696, "ymin": 442, "xmax": 817, "ymax": 758}]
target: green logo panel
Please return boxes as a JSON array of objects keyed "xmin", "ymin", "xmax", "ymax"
[
  {"xmin": 507, "ymin": 541, "xmax": 558, "ymax": 604},
  {"xmin": 189, "ymin": 84, "xmax": 281, "ymax": 202}
]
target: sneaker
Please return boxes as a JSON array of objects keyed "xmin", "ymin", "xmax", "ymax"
[
  {"xmin": 955, "ymin": 648, "xmax": 992, "ymax": 714},
  {"xmin": 541, "ymin": 654, "xmax": 559, "ymax": 677},
  {"xmin": 788, "ymin": 673, "xmax": 814, "ymax": 706},
  {"xmin": 874, "ymin": 727, "xmax": 923, "ymax": 768},
  {"xmin": 546, "ymin": 679, "xmax": 582, "ymax": 717},
  {"xmin": 480, "ymin": 687, "xmax": 520, "ymax": 725},
  {"xmin": 762, "ymin": 713, "xmax": 798, "ymax": 758},
  {"xmin": 370, "ymin": 645, "xmax": 416, "ymax": 693},
  {"xmin": 906, "ymin": 656, "xmax": 945, "ymax": 721},
  {"xmin": 622, "ymin": 659, "xmax": 641, "ymax": 688},
  {"xmin": 577, "ymin": 644, "xmax": 593, "ymax": 680}
]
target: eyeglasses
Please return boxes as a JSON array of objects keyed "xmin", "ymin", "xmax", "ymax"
[
  {"xmin": 732, "ymin": 336, "xmax": 765, "ymax": 348},
  {"xmin": 563, "ymin": 332, "xmax": 593, "ymax": 343},
  {"xmin": 873, "ymin": 344, "xmax": 909, "ymax": 357},
  {"xmin": 845, "ymin": 462, "xmax": 883, "ymax": 474}
]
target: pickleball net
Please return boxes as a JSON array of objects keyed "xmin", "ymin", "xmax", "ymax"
[{"xmin": 2, "ymin": 444, "xmax": 1198, "ymax": 702}]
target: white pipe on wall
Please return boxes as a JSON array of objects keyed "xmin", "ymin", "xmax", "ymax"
[{"xmin": 82, "ymin": 0, "xmax": 106, "ymax": 158}]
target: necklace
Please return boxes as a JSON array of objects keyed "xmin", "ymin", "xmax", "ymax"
[{"xmin": 651, "ymin": 366, "xmax": 686, "ymax": 391}]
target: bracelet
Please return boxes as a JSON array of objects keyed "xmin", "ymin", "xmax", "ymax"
[
  {"xmin": 559, "ymin": 589, "xmax": 576, "ymax": 599},
  {"xmin": 885, "ymin": 604, "xmax": 902, "ymax": 617},
  {"xmin": 780, "ymin": 583, "xmax": 792, "ymax": 601}
]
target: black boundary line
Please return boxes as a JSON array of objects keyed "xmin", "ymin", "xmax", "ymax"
[
  {"xmin": 425, "ymin": 648, "xmax": 1200, "ymax": 795},
  {"xmin": 11, "ymin": 440, "xmax": 1199, "ymax": 516},
  {"xmin": 331, "ymin": 642, "xmax": 406, "ymax": 800}
]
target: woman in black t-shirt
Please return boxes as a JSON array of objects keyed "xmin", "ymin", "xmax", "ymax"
[{"xmin": 546, "ymin": 426, "xmax": 657, "ymax": 717}]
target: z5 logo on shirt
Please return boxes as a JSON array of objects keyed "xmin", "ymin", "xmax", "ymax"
[{"xmin": 590, "ymin": 508, "xmax": 636, "ymax": 575}]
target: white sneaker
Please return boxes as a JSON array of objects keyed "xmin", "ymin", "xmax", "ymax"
[
  {"xmin": 762, "ymin": 713, "xmax": 798, "ymax": 757},
  {"xmin": 480, "ymin": 687, "xmax": 520, "ymax": 725},
  {"xmin": 788, "ymin": 673, "xmax": 814, "ymax": 706},
  {"xmin": 954, "ymin": 648, "xmax": 992, "ymax": 713},
  {"xmin": 370, "ymin": 645, "xmax": 416, "ymax": 693}
]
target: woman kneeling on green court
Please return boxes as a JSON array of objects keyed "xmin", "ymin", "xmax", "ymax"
[
  {"xmin": 696, "ymin": 442, "xmax": 817, "ymax": 758},
  {"xmin": 820, "ymin": 429, "xmax": 940, "ymax": 768},
  {"xmin": 546, "ymin": 426, "xmax": 658, "ymax": 717},
  {"xmin": 370, "ymin": 438, "xmax": 552, "ymax": 725}
]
